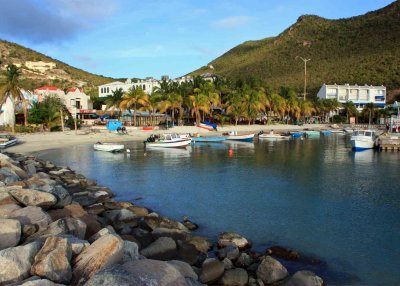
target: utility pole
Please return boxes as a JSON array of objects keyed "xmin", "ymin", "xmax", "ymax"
[{"xmin": 300, "ymin": 57, "xmax": 310, "ymax": 100}]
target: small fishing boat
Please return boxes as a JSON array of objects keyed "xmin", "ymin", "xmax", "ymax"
[
  {"xmin": 190, "ymin": 136, "xmax": 226, "ymax": 143},
  {"xmin": 304, "ymin": 130, "xmax": 320, "ymax": 137},
  {"xmin": 224, "ymin": 131, "xmax": 255, "ymax": 142},
  {"xmin": 145, "ymin": 133, "xmax": 191, "ymax": 148},
  {"xmin": 330, "ymin": 129, "xmax": 345, "ymax": 134},
  {"xmin": 344, "ymin": 127, "xmax": 354, "ymax": 134},
  {"xmin": 196, "ymin": 121, "xmax": 217, "ymax": 131},
  {"xmin": 350, "ymin": 129, "xmax": 377, "ymax": 151},
  {"xmin": 290, "ymin": 131, "xmax": 303, "ymax": 138},
  {"xmin": 258, "ymin": 133, "xmax": 290, "ymax": 140},
  {"xmin": 0, "ymin": 135, "xmax": 18, "ymax": 149},
  {"xmin": 93, "ymin": 142, "xmax": 125, "ymax": 152},
  {"xmin": 320, "ymin": 130, "xmax": 332, "ymax": 136}
]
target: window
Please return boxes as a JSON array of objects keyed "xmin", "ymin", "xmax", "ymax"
[
  {"xmin": 75, "ymin": 101, "xmax": 81, "ymax": 109},
  {"xmin": 107, "ymin": 87, "xmax": 110, "ymax": 93}
]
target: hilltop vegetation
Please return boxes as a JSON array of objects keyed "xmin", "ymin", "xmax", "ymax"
[
  {"xmin": 0, "ymin": 40, "xmax": 113, "ymax": 95},
  {"xmin": 191, "ymin": 1, "xmax": 400, "ymax": 100}
]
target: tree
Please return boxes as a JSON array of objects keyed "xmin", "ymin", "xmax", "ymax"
[
  {"xmin": 188, "ymin": 91, "xmax": 211, "ymax": 125},
  {"xmin": 105, "ymin": 88, "xmax": 124, "ymax": 118},
  {"xmin": 342, "ymin": 101, "xmax": 358, "ymax": 123},
  {"xmin": 159, "ymin": 92, "xmax": 183, "ymax": 126},
  {"xmin": 225, "ymin": 91, "xmax": 245, "ymax": 125},
  {"xmin": 0, "ymin": 65, "xmax": 23, "ymax": 133},
  {"xmin": 120, "ymin": 87, "xmax": 149, "ymax": 126},
  {"xmin": 142, "ymin": 93, "xmax": 162, "ymax": 127},
  {"xmin": 28, "ymin": 95, "xmax": 68, "ymax": 130}
]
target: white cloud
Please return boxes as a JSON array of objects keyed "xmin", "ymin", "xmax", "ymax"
[{"xmin": 213, "ymin": 16, "xmax": 254, "ymax": 28}]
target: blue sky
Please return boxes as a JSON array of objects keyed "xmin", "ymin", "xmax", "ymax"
[{"xmin": 0, "ymin": 0, "xmax": 394, "ymax": 79}]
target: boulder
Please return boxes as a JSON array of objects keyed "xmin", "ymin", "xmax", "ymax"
[
  {"xmin": 31, "ymin": 237, "xmax": 72, "ymax": 284},
  {"xmin": 222, "ymin": 258, "xmax": 234, "ymax": 270},
  {"xmin": 199, "ymin": 258, "xmax": 225, "ymax": 284},
  {"xmin": 0, "ymin": 167, "xmax": 22, "ymax": 183},
  {"xmin": 220, "ymin": 268, "xmax": 249, "ymax": 286},
  {"xmin": 140, "ymin": 236, "xmax": 177, "ymax": 260},
  {"xmin": 235, "ymin": 252, "xmax": 254, "ymax": 268},
  {"xmin": 256, "ymin": 256, "xmax": 289, "ymax": 284},
  {"xmin": 24, "ymin": 163, "xmax": 37, "ymax": 175},
  {"xmin": 88, "ymin": 226, "xmax": 116, "ymax": 243},
  {"xmin": 218, "ymin": 232, "xmax": 250, "ymax": 249},
  {"xmin": 144, "ymin": 215, "xmax": 188, "ymax": 232},
  {"xmin": 8, "ymin": 189, "xmax": 57, "ymax": 208},
  {"xmin": 122, "ymin": 240, "xmax": 140, "ymax": 263},
  {"xmin": 0, "ymin": 242, "xmax": 41, "ymax": 284},
  {"xmin": 216, "ymin": 244, "xmax": 240, "ymax": 261},
  {"xmin": 26, "ymin": 217, "xmax": 87, "ymax": 241},
  {"xmin": 84, "ymin": 264, "xmax": 142, "ymax": 286},
  {"xmin": 176, "ymin": 240, "xmax": 201, "ymax": 266},
  {"xmin": 284, "ymin": 270, "xmax": 324, "ymax": 286},
  {"xmin": 40, "ymin": 185, "xmax": 72, "ymax": 208},
  {"xmin": 84, "ymin": 203, "xmax": 105, "ymax": 215},
  {"xmin": 19, "ymin": 278, "xmax": 64, "ymax": 286},
  {"xmin": 0, "ymin": 218, "xmax": 21, "ymax": 250},
  {"xmin": 48, "ymin": 203, "xmax": 101, "ymax": 239},
  {"xmin": 189, "ymin": 236, "xmax": 212, "ymax": 253},
  {"xmin": 168, "ymin": 260, "xmax": 198, "ymax": 280},
  {"xmin": 267, "ymin": 245, "xmax": 300, "ymax": 261},
  {"xmin": 122, "ymin": 259, "xmax": 189, "ymax": 286},
  {"xmin": 127, "ymin": 205, "xmax": 149, "ymax": 217},
  {"xmin": 131, "ymin": 227, "xmax": 153, "ymax": 249},
  {"xmin": 0, "ymin": 203, "xmax": 21, "ymax": 218},
  {"xmin": 0, "ymin": 191, "xmax": 18, "ymax": 205},
  {"xmin": 103, "ymin": 208, "xmax": 139, "ymax": 229},
  {"xmin": 72, "ymin": 233, "xmax": 124, "ymax": 285},
  {"xmin": 8, "ymin": 206, "xmax": 52, "ymax": 234},
  {"xmin": 152, "ymin": 227, "xmax": 191, "ymax": 241},
  {"xmin": 58, "ymin": 234, "xmax": 90, "ymax": 256}
]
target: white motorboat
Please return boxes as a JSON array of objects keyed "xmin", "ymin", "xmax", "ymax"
[
  {"xmin": 350, "ymin": 130, "xmax": 377, "ymax": 151},
  {"xmin": 258, "ymin": 133, "xmax": 290, "ymax": 140},
  {"xmin": 224, "ymin": 131, "xmax": 255, "ymax": 142},
  {"xmin": 0, "ymin": 135, "xmax": 18, "ymax": 149},
  {"xmin": 93, "ymin": 142, "xmax": 125, "ymax": 152},
  {"xmin": 145, "ymin": 133, "xmax": 191, "ymax": 148}
]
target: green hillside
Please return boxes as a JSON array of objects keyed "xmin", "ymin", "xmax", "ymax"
[
  {"xmin": 0, "ymin": 40, "xmax": 114, "ymax": 95},
  {"xmin": 191, "ymin": 1, "xmax": 400, "ymax": 99}
]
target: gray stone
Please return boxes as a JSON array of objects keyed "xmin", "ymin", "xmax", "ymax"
[
  {"xmin": 103, "ymin": 209, "xmax": 139, "ymax": 229},
  {"xmin": 140, "ymin": 236, "xmax": 177, "ymax": 260},
  {"xmin": 257, "ymin": 256, "xmax": 289, "ymax": 284},
  {"xmin": 56, "ymin": 234, "xmax": 89, "ymax": 256},
  {"xmin": 88, "ymin": 226, "xmax": 116, "ymax": 243},
  {"xmin": 122, "ymin": 259, "xmax": 189, "ymax": 286},
  {"xmin": 235, "ymin": 252, "xmax": 254, "ymax": 268},
  {"xmin": 122, "ymin": 240, "xmax": 140, "ymax": 263},
  {"xmin": 31, "ymin": 237, "xmax": 72, "ymax": 284},
  {"xmin": 20, "ymin": 279, "xmax": 64, "ymax": 286},
  {"xmin": 185, "ymin": 277, "xmax": 207, "ymax": 286},
  {"xmin": 152, "ymin": 227, "xmax": 191, "ymax": 241},
  {"xmin": 72, "ymin": 234, "xmax": 124, "ymax": 285},
  {"xmin": 0, "ymin": 218, "xmax": 21, "ymax": 250},
  {"xmin": 220, "ymin": 268, "xmax": 249, "ymax": 286},
  {"xmin": 168, "ymin": 260, "xmax": 198, "ymax": 280},
  {"xmin": 40, "ymin": 185, "xmax": 72, "ymax": 208},
  {"xmin": 84, "ymin": 265, "xmax": 142, "ymax": 286},
  {"xmin": 199, "ymin": 258, "xmax": 225, "ymax": 284},
  {"xmin": 222, "ymin": 258, "xmax": 234, "ymax": 270},
  {"xmin": 85, "ymin": 203, "xmax": 105, "ymax": 215},
  {"xmin": 144, "ymin": 215, "xmax": 189, "ymax": 232},
  {"xmin": 25, "ymin": 163, "xmax": 37, "ymax": 175},
  {"xmin": 27, "ymin": 217, "xmax": 87, "ymax": 241},
  {"xmin": 0, "ymin": 167, "xmax": 21, "ymax": 183},
  {"xmin": 9, "ymin": 189, "xmax": 57, "ymax": 208},
  {"xmin": 284, "ymin": 270, "xmax": 324, "ymax": 286},
  {"xmin": 189, "ymin": 236, "xmax": 213, "ymax": 253},
  {"xmin": 8, "ymin": 206, "xmax": 52, "ymax": 234},
  {"xmin": 0, "ymin": 242, "xmax": 41, "ymax": 284},
  {"xmin": 217, "ymin": 244, "xmax": 240, "ymax": 260},
  {"xmin": 0, "ymin": 204, "xmax": 21, "ymax": 218},
  {"xmin": 218, "ymin": 232, "xmax": 250, "ymax": 249},
  {"xmin": 176, "ymin": 240, "xmax": 200, "ymax": 266}
]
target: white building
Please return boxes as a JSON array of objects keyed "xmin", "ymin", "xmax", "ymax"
[
  {"xmin": 317, "ymin": 84, "xmax": 386, "ymax": 111},
  {"xmin": 0, "ymin": 89, "xmax": 37, "ymax": 127},
  {"xmin": 65, "ymin": 88, "xmax": 93, "ymax": 113}
]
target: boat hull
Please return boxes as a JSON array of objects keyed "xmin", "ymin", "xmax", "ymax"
[
  {"xmin": 0, "ymin": 138, "xmax": 17, "ymax": 149},
  {"xmin": 259, "ymin": 134, "xmax": 290, "ymax": 140},
  {"xmin": 145, "ymin": 139, "xmax": 191, "ymax": 148},
  {"xmin": 350, "ymin": 139, "xmax": 375, "ymax": 150},
  {"xmin": 226, "ymin": 134, "xmax": 255, "ymax": 142},
  {"xmin": 93, "ymin": 143, "xmax": 125, "ymax": 152},
  {"xmin": 196, "ymin": 123, "xmax": 214, "ymax": 131},
  {"xmin": 191, "ymin": 137, "xmax": 226, "ymax": 143}
]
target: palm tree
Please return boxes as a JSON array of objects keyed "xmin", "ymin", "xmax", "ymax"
[
  {"xmin": 142, "ymin": 93, "xmax": 162, "ymax": 127},
  {"xmin": 105, "ymin": 88, "xmax": 124, "ymax": 118},
  {"xmin": 120, "ymin": 87, "xmax": 149, "ymax": 126},
  {"xmin": 20, "ymin": 97, "xmax": 32, "ymax": 127},
  {"xmin": 342, "ymin": 101, "xmax": 358, "ymax": 123},
  {"xmin": 225, "ymin": 91, "xmax": 245, "ymax": 125},
  {"xmin": 188, "ymin": 92, "xmax": 210, "ymax": 125},
  {"xmin": 159, "ymin": 92, "xmax": 183, "ymax": 126},
  {"xmin": 193, "ymin": 82, "xmax": 220, "ymax": 121},
  {"xmin": 242, "ymin": 87, "xmax": 267, "ymax": 124},
  {"xmin": 270, "ymin": 93, "xmax": 287, "ymax": 121},
  {"xmin": 0, "ymin": 65, "xmax": 23, "ymax": 133},
  {"xmin": 299, "ymin": 100, "xmax": 316, "ymax": 122}
]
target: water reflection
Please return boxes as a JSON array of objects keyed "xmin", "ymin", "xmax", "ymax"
[{"xmin": 350, "ymin": 150, "xmax": 376, "ymax": 164}]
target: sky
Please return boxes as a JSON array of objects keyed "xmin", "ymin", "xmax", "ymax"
[{"xmin": 0, "ymin": 0, "xmax": 395, "ymax": 79}]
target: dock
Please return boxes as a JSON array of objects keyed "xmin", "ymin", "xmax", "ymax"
[{"xmin": 377, "ymin": 134, "xmax": 400, "ymax": 151}]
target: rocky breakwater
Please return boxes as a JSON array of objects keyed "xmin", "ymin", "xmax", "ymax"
[{"xmin": 0, "ymin": 152, "xmax": 324, "ymax": 286}]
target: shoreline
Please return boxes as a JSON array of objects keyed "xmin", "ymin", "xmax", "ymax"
[{"xmin": 7, "ymin": 123, "xmax": 332, "ymax": 153}]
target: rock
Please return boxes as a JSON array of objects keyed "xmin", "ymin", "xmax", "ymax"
[
  {"xmin": 122, "ymin": 240, "xmax": 140, "ymax": 263},
  {"xmin": 48, "ymin": 203, "xmax": 101, "ymax": 239},
  {"xmin": 199, "ymin": 258, "xmax": 225, "ymax": 284},
  {"xmin": 122, "ymin": 259, "xmax": 189, "ymax": 286},
  {"xmin": 0, "ymin": 242, "xmax": 41, "ymax": 284},
  {"xmin": 256, "ymin": 256, "xmax": 289, "ymax": 284},
  {"xmin": 8, "ymin": 206, "xmax": 52, "ymax": 234},
  {"xmin": 267, "ymin": 245, "xmax": 300, "ymax": 261},
  {"xmin": 220, "ymin": 268, "xmax": 249, "ymax": 286},
  {"xmin": 216, "ymin": 244, "xmax": 240, "ymax": 261},
  {"xmin": 127, "ymin": 205, "xmax": 149, "ymax": 217},
  {"xmin": 27, "ymin": 217, "xmax": 87, "ymax": 241},
  {"xmin": 152, "ymin": 227, "xmax": 191, "ymax": 241},
  {"xmin": 144, "ymin": 215, "xmax": 189, "ymax": 232},
  {"xmin": 19, "ymin": 278, "xmax": 64, "ymax": 286},
  {"xmin": 84, "ymin": 203, "xmax": 105, "ymax": 215},
  {"xmin": 0, "ymin": 167, "xmax": 23, "ymax": 183},
  {"xmin": 84, "ymin": 264, "xmax": 141, "ymax": 286},
  {"xmin": 0, "ymin": 191, "xmax": 18, "ymax": 205},
  {"xmin": 218, "ymin": 232, "xmax": 251, "ymax": 249},
  {"xmin": 72, "ymin": 195, "xmax": 97, "ymax": 207},
  {"xmin": 235, "ymin": 252, "xmax": 254, "ymax": 268},
  {"xmin": 222, "ymin": 258, "xmax": 234, "ymax": 270},
  {"xmin": 0, "ymin": 218, "xmax": 21, "ymax": 250},
  {"xmin": 72, "ymin": 234, "xmax": 124, "ymax": 285},
  {"xmin": 168, "ymin": 260, "xmax": 198, "ymax": 280},
  {"xmin": 24, "ymin": 163, "xmax": 37, "ymax": 175},
  {"xmin": 31, "ymin": 237, "xmax": 72, "ymax": 284},
  {"xmin": 185, "ymin": 277, "xmax": 206, "ymax": 286},
  {"xmin": 189, "ymin": 236, "xmax": 212, "ymax": 253},
  {"xmin": 0, "ymin": 203, "xmax": 21, "ymax": 218},
  {"xmin": 176, "ymin": 240, "xmax": 201, "ymax": 266},
  {"xmin": 8, "ymin": 189, "xmax": 57, "ymax": 208},
  {"xmin": 103, "ymin": 209, "xmax": 139, "ymax": 229},
  {"xmin": 284, "ymin": 270, "xmax": 324, "ymax": 286},
  {"xmin": 56, "ymin": 234, "xmax": 89, "ymax": 256},
  {"xmin": 40, "ymin": 185, "xmax": 72, "ymax": 208},
  {"xmin": 103, "ymin": 200, "xmax": 132, "ymax": 210},
  {"xmin": 88, "ymin": 226, "xmax": 116, "ymax": 243},
  {"xmin": 183, "ymin": 216, "xmax": 199, "ymax": 231},
  {"xmin": 131, "ymin": 228, "xmax": 153, "ymax": 249},
  {"xmin": 140, "ymin": 236, "xmax": 177, "ymax": 260}
]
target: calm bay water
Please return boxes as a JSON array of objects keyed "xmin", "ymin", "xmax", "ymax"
[{"xmin": 37, "ymin": 135, "xmax": 400, "ymax": 285}]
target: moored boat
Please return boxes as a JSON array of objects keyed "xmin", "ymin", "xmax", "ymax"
[
  {"xmin": 190, "ymin": 136, "xmax": 226, "ymax": 143},
  {"xmin": 290, "ymin": 131, "xmax": 303, "ymax": 138},
  {"xmin": 304, "ymin": 130, "xmax": 320, "ymax": 137},
  {"xmin": 224, "ymin": 131, "xmax": 255, "ymax": 142},
  {"xmin": 320, "ymin": 130, "xmax": 332, "ymax": 136},
  {"xmin": 350, "ymin": 129, "xmax": 377, "ymax": 151},
  {"xmin": 0, "ymin": 135, "xmax": 18, "ymax": 149},
  {"xmin": 196, "ymin": 121, "xmax": 217, "ymax": 131},
  {"xmin": 258, "ymin": 133, "xmax": 290, "ymax": 140},
  {"xmin": 93, "ymin": 142, "xmax": 125, "ymax": 152},
  {"xmin": 145, "ymin": 133, "xmax": 191, "ymax": 148}
]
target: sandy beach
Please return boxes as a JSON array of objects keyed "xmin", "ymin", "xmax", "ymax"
[{"xmin": 6, "ymin": 123, "xmax": 331, "ymax": 153}]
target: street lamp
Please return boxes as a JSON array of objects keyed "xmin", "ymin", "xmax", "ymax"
[{"xmin": 300, "ymin": 57, "xmax": 310, "ymax": 100}]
